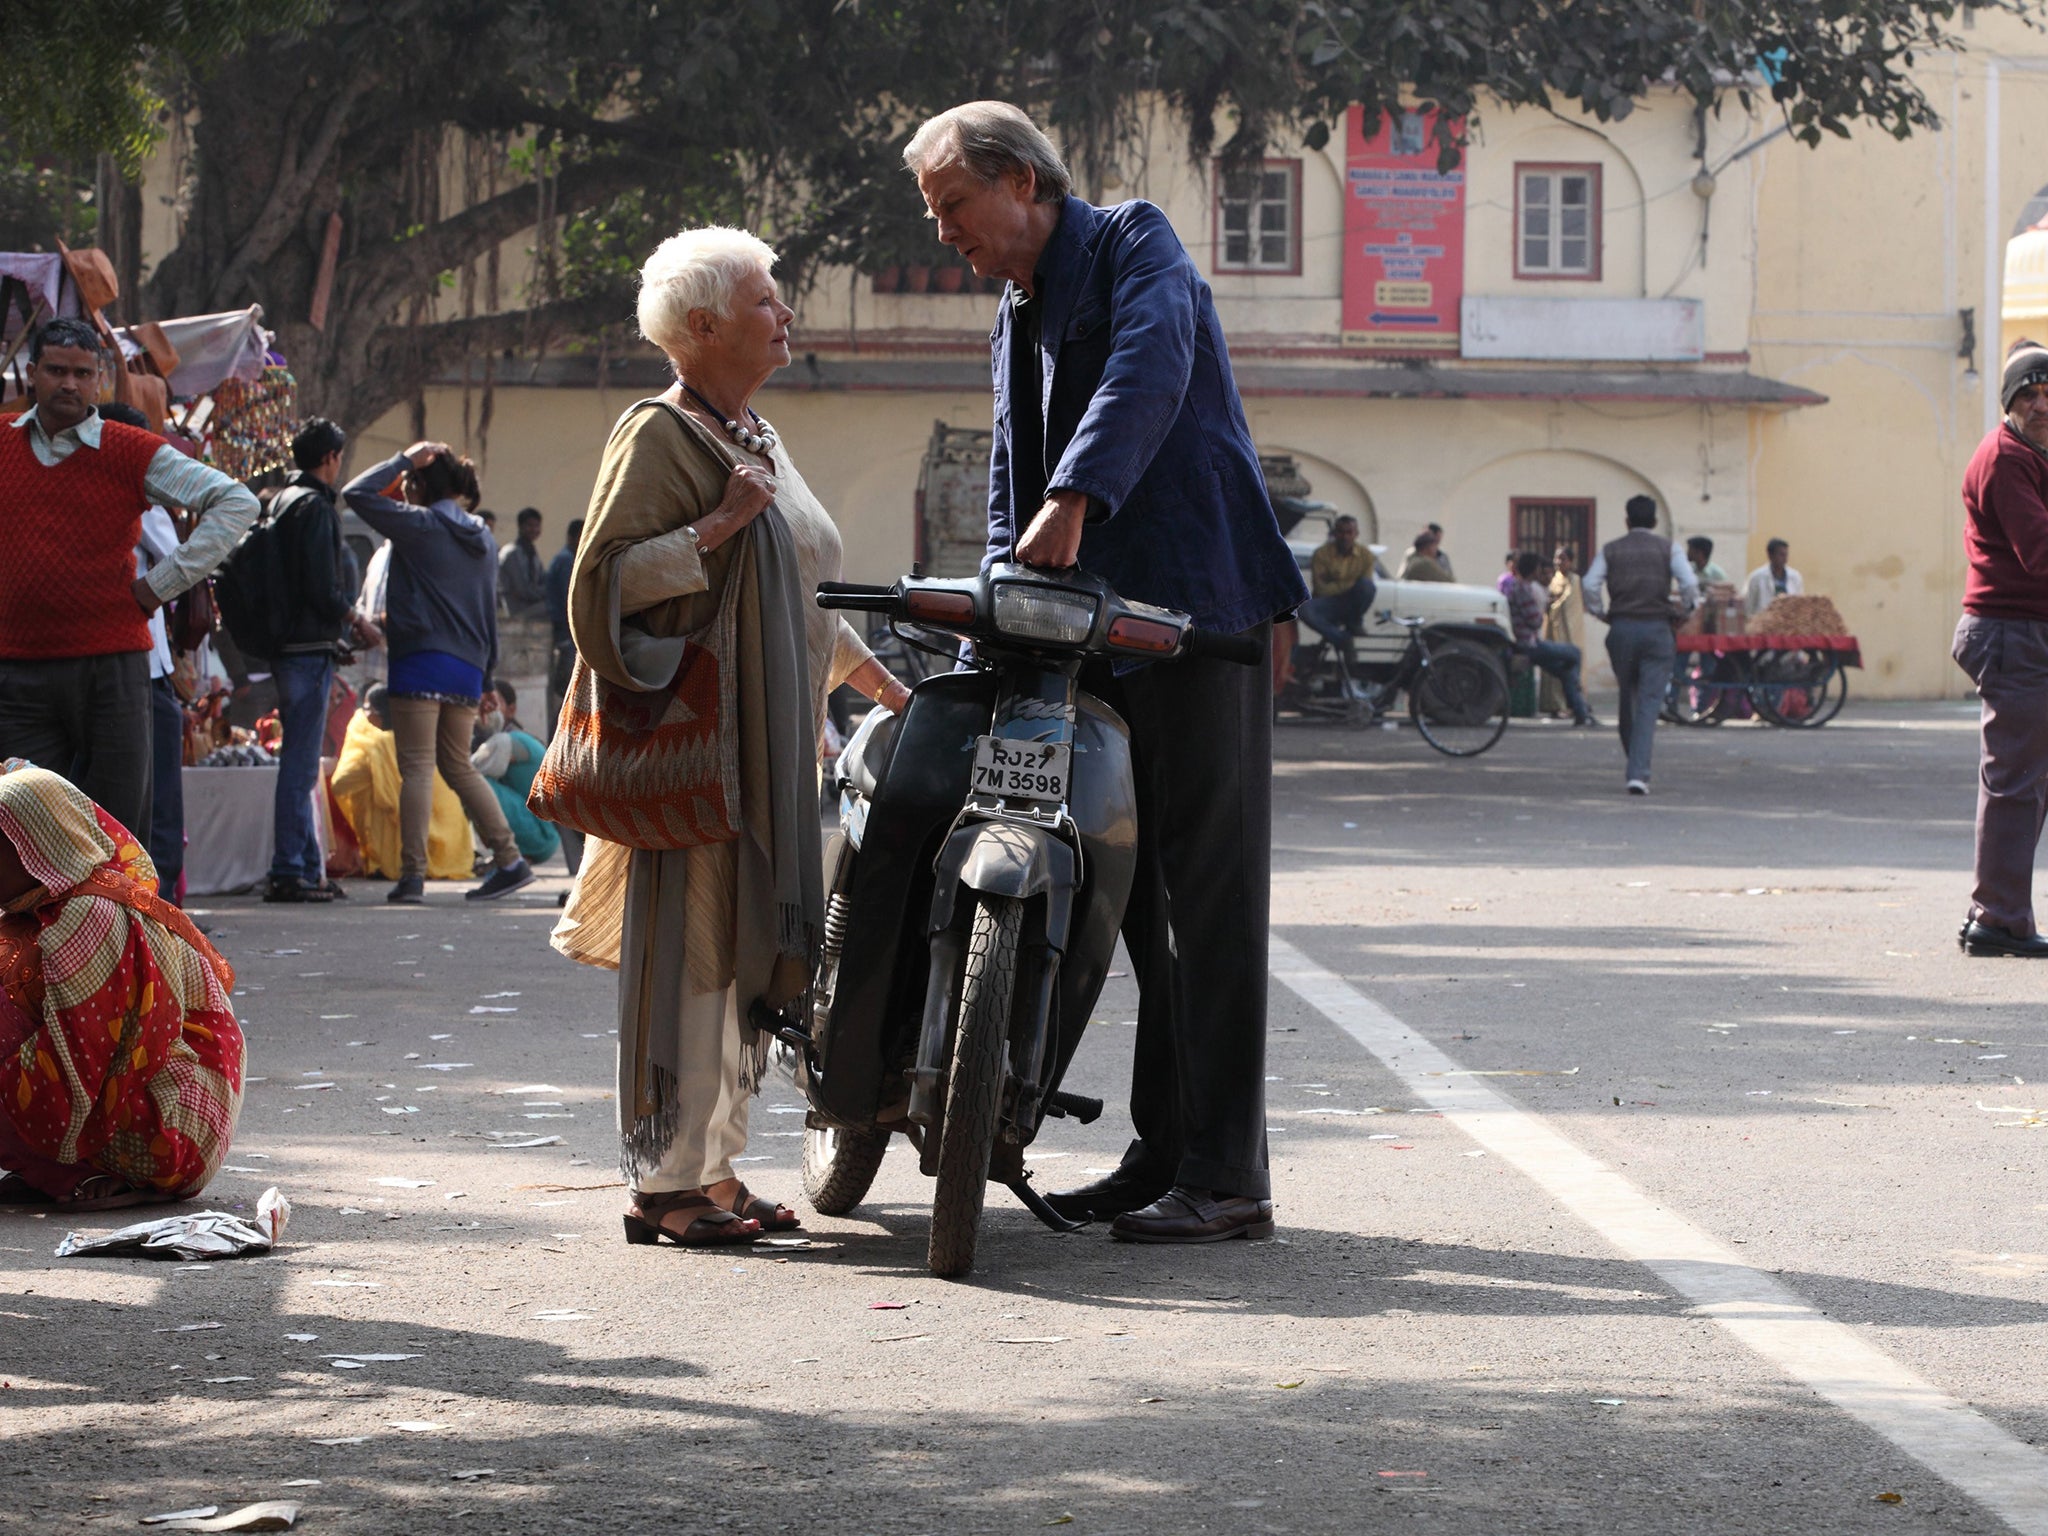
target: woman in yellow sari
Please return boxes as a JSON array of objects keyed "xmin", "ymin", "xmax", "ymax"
[{"xmin": 1542, "ymin": 546, "xmax": 1587, "ymax": 718}]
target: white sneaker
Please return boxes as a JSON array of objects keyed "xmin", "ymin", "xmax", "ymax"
[{"xmin": 1625, "ymin": 779, "xmax": 1650, "ymax": 796}]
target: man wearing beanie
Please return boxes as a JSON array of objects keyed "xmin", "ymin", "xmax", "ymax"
[{"xmin": 1953, "ymin": 339, "xmax": 2048, "ymax": 956}]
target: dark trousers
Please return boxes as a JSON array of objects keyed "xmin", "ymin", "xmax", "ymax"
[
  {"xmin": 1605, "ymin": 618, "xmax": 1676, "ymax": 783},
  {"xmin": 270, "ymin": 651, "xmax": 335, "ymax": 886},
  {"xmin": 0, "ymin": 651, "xmax": 152, "ymax": 834},
  {"xmin": 1519, "ymin": 638, "xmax": 1590, "ymax": 721},
  {"xmin": 1298, "ymin": 579, "xmax": 1376, "ymax": 649},
  {"xmin": 1082, "ymin": 621, "xmax": 1274, "ymax": 1200},
  {"xmin": 1954, "ymin": 615, "xmax": 2048, "ymax": 937},
  {"xmin": 149, "ymin": 676, "xmax": 186, "ymax": 898}
]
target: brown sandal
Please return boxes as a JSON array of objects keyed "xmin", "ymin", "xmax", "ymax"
[
  {"xmin": 723, "ymin": 1183, "xmax": 801, "ymax": 1232},
  {"xmin": 623, "ymin": 1190, "xmax": 760, "ymax": 1248}
]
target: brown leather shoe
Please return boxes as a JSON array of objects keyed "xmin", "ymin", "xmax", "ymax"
[
  {"xmin": 1108, "ymin": 1186, "xmax": 1274, "ymax": 1244},
  {"xmin": 1043, "ymin": 1164, "xmax": 1174, "ymax": 1223}
]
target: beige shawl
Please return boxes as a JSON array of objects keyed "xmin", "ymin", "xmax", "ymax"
[{"xmin": 548, "ymin": 399, "xmax": 871, "ymax": 1159}]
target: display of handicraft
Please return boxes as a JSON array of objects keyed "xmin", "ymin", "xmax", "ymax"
[{"xmin": 205, "ymin": 365, "xmax": 298, "ymax": 481}]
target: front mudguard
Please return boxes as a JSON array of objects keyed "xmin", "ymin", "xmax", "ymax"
[{"xmin": 927, "ymin": 821, "xmax": 1075, "ymax": 949}]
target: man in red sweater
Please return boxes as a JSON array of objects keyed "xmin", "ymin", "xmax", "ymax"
[
  {"xmin": 0, "ymin": 319, "xmax": 258, "ymax": 835},
  {"xmin": 1954, "ymin": 338, "xmax": 2048, "ymax": 957}
]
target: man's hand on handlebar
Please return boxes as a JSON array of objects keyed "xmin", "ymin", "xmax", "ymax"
[{"xmin": 1014, "ymin": 488, "xmax": 1090, "ymax": 569}]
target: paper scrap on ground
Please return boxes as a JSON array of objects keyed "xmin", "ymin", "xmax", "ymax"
[
  {"xmin": 387, "ymin": 1420, "xmax": 449, "ymax": 1433},
  {"xmin": 55, "ymin": 1189, "xmax": 289, "ymax": 1261},
  {"xmin": 373, "ymin": 1177, "xmax": 434, "ymax": 1188},
  {"xmin": 490, "ymin": 1136, "xmax": 564, "ymax": 1149},
  {"xmin": 152, "ymin": 1505, "xmax": 299, "ymax": 1533}
]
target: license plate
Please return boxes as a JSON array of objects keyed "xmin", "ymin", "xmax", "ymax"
[{"xmin": 971, "ymin": 735, "xmax": 1071, "ymax": 803}]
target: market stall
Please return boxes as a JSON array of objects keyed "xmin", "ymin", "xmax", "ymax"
[
  {"xmin": 1667, "ymin": 631, "xmax": 1861, "ymax": 729},
  {"xmin": 182, "ymin": 769, "xmax": 327, "ymax": 897}
]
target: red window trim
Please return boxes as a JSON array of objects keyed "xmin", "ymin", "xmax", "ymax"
[
  {"xmin": 1509, "ymin": 496, "xmax": 1598, "ymax": 567},
  {"xmin": 1512, "ymin": 162, "xmax": 1603, "ymax": 283},
  {"xmin": 1212, "ymin": 158, "xmax": 1304, "ymax": 278}
]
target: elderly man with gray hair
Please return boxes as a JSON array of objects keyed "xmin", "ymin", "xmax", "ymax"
[{"xmin": 905, "ymin": 101, "xmax": 1307, "ymax": 1244}]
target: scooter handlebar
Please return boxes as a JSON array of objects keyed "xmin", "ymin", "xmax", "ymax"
[{"xmin": 1180, "ymin": 627, "xmax": 1263, "ymax": 666}]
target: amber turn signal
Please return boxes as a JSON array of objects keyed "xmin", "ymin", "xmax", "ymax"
[{"xmin": 1105, "ymin": 614, "xmax": 1182, "ymax": 654}]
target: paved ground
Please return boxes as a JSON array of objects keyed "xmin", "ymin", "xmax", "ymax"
[{"xmin": 4, "ymin": 699, "xmax": 2044, "ymax": 1535}]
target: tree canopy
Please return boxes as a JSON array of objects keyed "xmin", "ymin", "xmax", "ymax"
[{"xmin": 5, "ymin": 0, "xmax": 2029, "ymax": 441}]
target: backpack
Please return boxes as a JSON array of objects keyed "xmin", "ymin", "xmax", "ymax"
[{"xmin": 212, "ymin": 486, "xmax": 314, "ymax": 662}]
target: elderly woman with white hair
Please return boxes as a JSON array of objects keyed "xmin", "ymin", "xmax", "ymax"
[{"xmin": 552, "ymin": 226, "xmax": 909, "ymax": 1247}]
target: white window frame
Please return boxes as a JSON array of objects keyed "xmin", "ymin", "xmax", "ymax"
[
  {"xmin": 1214, "ymin": 159, "xmax": 1302, "ymax": 276},
  {"xmin": 1515, "ymin": 163, "xmax": 1602, "ymax": 281}
]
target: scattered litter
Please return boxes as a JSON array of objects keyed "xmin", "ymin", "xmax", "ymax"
[
  {"xmin": 1746, "ymin": 1090, "xmax": 1773, "ymax": 1097},
  {"xmin": 1137, "ymin": 1395, "xmax": 1165, "ymax": 1403},
  {"xmin": 532, "ymin": 1310, "xmax": 592, "ymax": 1321},
  {"xmin": 336, "ymin": 1207, "xmax": 368, "ymax": 1216},
  {"xmin": 149, "ymin": 1504, "xmax": 298, "ymax": 1532},
  {"xmin": 1875, "ymin": 1492, "xmax": 1903, "ymax": 1504},
  {"xmin": 1806, "ymin": 1098, "xmax": 1878, "ymax": 1109},
  {"xmin": 1591, "ymin": 1398, "xmax": 1625, "ymax": 1406},
  {"xmin": 373, "ymin": 1178, "xmax": 434, "ymax": 1188},
  {"xmin": 202, "ymin": 1376, "xmax": 256, "ymax": 1384},
  {"xmin": 322, "ymin": 1353, "xmax": 420, "ymax": 1364},
  {"xmin": 996, "ymin": 1336, "xmax": 1067, "ymax": 1344},
  {"xmin": 56, "ymin": 1188, "xmax": 288, "ymax": 1261},
  {"xmin": 415, "ymin": 1063, "xmax": 473, "ymax": 1071},
  {"xmin": 759, "ymin": 1236, "xmax": 811, "ymax": 1249},
  {"xmin": 451, "ymin": 1469, "xmax": 497, "ymax": 1482},
  {"xmin": 469, "ymin": 1007, "xmax": 518, "ymax": 1015},
  {"xmin": 1428, "ymin": 1067, "xmax": 1579, "ymax": 1078},
  {"xmin": 870, "ymin": 1301, "xmax": 911, "ymax": 1310},
  {"xmin": 524, "ymin": 1113, "xmax": 575, "ymax": 1120},
  {"xmin": 154, "ymin": 1322, "xmax": 224, "ymax": 1333},
  {"xmin": 1463, "ymin": 1150, "xmax": 1488, "ymax": 1158},
  {"xmin": 1298, "ymin": 1107, "xmax": 1382, "ymax": 1117},
  {"xmin": 381, "ymin": 1107, "xmax": 419, "ymax": 1116},
  {"xmin": 513, "ymin": 1181, "xmax": 624, "ymax": 1193},
  {"xmin": 278, "ymin": 1481, "xmax": 320, "ymax": 1489},
  {"xmin": 1044, "ymin": 1517, "xmax": 1075, "ymax": 1527},
  {"xmin": 500, "ymin": 1085, "xmax": 563, "ymax": 1095},
  {"xmin": 223, "ymin": 1165, "xmax": 268, "ymax": 1173},
  {"xmin": 283, "ymin": 1334, "xmax": 318, "ymax": 1342},
  {"xmin": 1366, "ymin": 1134, "xmax": 1401, "ymax": 1141},
  {"xmin": 429, "ymin": 1033, "xmax": 453, "ymax": 1041},
  {"xmin": 142, "ymin": 1510, "xmax": 218, "ymax": 1527},
  {"xmin": 732, "ymin": 1154, "xmax": 771, "ymax": 1162},
  {"xmin": 387, "ymin": 1420, "xmax": 449, "ymax": 1433},
  {"xmin": 291, "ymin": 1083, "xmax": 335, "ymax": 1092},
  {"xmin": 307, "ymin": 1280, "xmax": 382, "ymax": 1290},
  {"xmin": 489, "ymin": 1136, "xmax": 563, "ymax": 1149},
  {"xmin": 480, "ymin": 991, "xmax": 522, "ymax": 999},
  {"xmin": 310, "ymin": 1436, "xmax": 368, "ymax": 1446},
  {"xmin": 1275, "ymin": 1380, "xmax": 1304, "ymax": 1389},
  {"xmin": 869, "ymin": 1333, "xmax": 932, "ymax": 1343}
]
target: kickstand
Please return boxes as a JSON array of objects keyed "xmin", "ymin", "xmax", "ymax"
[{"xmin": 1006, "ymin": 1176, "xmax": 1088, "ymax": 1234}]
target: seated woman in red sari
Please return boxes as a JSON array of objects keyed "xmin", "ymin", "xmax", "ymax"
[{"xmin": 0, "ymin": 763, "xmax": 244, "ymax": 1209}]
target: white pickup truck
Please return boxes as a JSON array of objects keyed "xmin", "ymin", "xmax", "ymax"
[{"xmin": 1285, "ymin": 510, "xmax": 1514, "ymax": 678}]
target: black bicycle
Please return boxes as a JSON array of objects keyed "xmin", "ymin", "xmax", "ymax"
[{"xmin": 1281, "ymin": 615, "xmax": 1510, "ymax": 757}]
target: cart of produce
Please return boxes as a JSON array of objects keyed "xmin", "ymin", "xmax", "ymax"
[{"xmin": 1665, "ymin": 632, "xmax": 1860, "ymax": 728}]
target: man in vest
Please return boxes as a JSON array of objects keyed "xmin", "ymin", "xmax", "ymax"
[
  {"xmin": 1582, "ymin": 494, "xmax": 1698, "ymax": 795},
  {"xmin": 0, "ymin": 318, "xmax": 259, "ymax": 833}
]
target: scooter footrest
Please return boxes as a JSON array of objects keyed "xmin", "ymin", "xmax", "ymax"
[
  {"xmin": 1044, "ymin": 1090, "xmax": 1104, "ymax": 1124},
  {"xmin": 746, "ymin": 999, "xmax": 814, "ymax": 1054}
]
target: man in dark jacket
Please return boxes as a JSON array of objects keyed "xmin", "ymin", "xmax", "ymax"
[
  {"xmin": 908, "ymin": 101, "xmax": 1308, "ymax": 1244},
  {"xmin": 1954, "ymin": 341, "xmax": 2048, "ymax": 957},
  {"xmin": 263, "ymin": 418, "xmax": 356, "ymax": 903}
]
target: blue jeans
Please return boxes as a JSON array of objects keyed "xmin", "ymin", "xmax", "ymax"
[
  {"xmin": 269, "ymin": 651, "xmax": 334, "ymax": 885},
  {"xmin": 1518, "ymin": 639, "xmax": 1589, "ymax": 720},
  {"xmin": 1605, "ymin": 618, "xmax": 1676, "ymax": 783},
  {"xmin": 1298, "ymin": 578, "xmax": 1376, "ymax": 649}
]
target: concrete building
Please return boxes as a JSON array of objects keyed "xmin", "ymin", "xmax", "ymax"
[{"xmin": 318, "ymin": 13, "xmax": 2046, "ymax": 698}]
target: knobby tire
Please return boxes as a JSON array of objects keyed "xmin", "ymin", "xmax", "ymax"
[
  {"xmin": 802, "ymin": 1125, "xmax": 890, "ymax": 1216},
  {"xmin": 927, "ymin": 895, "xmax": 1021, "ymax": 1278}
]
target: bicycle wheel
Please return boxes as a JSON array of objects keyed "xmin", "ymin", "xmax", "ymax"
[
  {"xmin": 1409, "ymin": 644, "xmax": 1509, "ymax": 757},
  {"xmin": 1664, "ymin": 652, "xmax": 1732, "ymax": 727},
  {"xmin": 1751, "ymin": 651, "xmax": 1848, "ymax": 728}
]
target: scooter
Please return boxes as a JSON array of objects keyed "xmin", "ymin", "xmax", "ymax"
[{"xmin": 759, "ymin": 561, "xmax": 1258, "ymax": 1277}]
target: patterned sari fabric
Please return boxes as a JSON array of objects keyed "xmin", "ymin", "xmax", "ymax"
[{"xmin": 0, "ymin": 765, "xmax": 243, "ymax": 1201}]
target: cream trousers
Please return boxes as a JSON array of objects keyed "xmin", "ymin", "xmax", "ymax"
[{"xmin": 629, "ymin": 987, "xmax": 751, "ymax": 1194}]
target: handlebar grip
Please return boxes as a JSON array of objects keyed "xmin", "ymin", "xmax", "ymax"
[
  {"xmin": 1181, "ymin": 627, "xmax": 1264, "ymax": 666},
  {"xmin": 815, "ymin": 580, "xmax": 898, "ymax": 614}
]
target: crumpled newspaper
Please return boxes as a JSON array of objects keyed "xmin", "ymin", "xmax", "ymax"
[{"xmin": 54, "ymin": 1186, "xmax": 290, "ymax": 1260}]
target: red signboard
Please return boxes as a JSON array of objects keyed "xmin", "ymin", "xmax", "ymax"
[{"xmin": 1341, "ymin": 106, "xmax": 1465, "ymax": 352}]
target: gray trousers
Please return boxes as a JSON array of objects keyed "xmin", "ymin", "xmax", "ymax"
[
  {"xmin": 0, "ymin": 651, "xmax": 153, "ymax": 834},
  {"xmin": 1605, "ymin": 618, "xmax": 1676, "ymax": 784},
  {"xmin": 1953, "ymin": 615, "xmax": 2048, "ymax": 937}
]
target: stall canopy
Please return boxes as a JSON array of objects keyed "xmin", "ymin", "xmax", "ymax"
[{"xmin": 116, "ymin": 306, "xmax": 272, "ymax": 396}]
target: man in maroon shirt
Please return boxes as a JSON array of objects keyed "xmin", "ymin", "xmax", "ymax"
[{"xmin": 1954, "ymin": 339, "xmax": 2048, "ymax": 956}]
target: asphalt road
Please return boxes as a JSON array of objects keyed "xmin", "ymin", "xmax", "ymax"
[{"xmin": 3, "ymin": 699, "xmax": 2044, "ymax": 1535}]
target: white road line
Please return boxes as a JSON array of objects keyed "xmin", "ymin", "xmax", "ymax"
[{"xmin": 1269, "ymin": 934, "xmax": 2048, "ymax": 1534}]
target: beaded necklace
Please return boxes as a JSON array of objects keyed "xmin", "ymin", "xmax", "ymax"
[{"xmin": 681, "ymin": 382, "xmax": 778, "ymax": 455}]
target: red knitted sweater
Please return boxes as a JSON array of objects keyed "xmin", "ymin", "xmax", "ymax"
[{"xmin": 0, "ymin": 417, "xmax": 161, "ymax": 659}]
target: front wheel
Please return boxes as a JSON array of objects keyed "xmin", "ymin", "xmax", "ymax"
[
  {"xmin": 927, "ymin": 895, "xmax": 1021, "ymax": 1278},
  {"xmin": 1410, "ymin": 645, "xmax": 1510, "ymax": 757},
  {"xmin": 801, "ymin": 1125, "xmax": 890, "ymax": 1216}
]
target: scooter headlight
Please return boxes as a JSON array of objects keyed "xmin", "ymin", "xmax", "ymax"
[{"xmin": 992, "ymin": 584, "xmax": 1098, "ymax": 644}]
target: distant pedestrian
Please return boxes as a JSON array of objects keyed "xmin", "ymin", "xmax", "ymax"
[
  {"xmin": 1583, "ymin": 495, "xmax": 1697, "ymax": 795},
  {"xmin": 1541, "ymin": 546, "xmax": 1585, "ymax": 718},
  {"xmin": 1428, "ymin": 522, "xmax": 1455, "ymax": 578},
  {"xmin": 1508, "ymin": 550, "xmax": 1593, "ymax": 726},
  {"xmin": 1686, "ymin": 535, "xmax": 1729, "ymax": 586},
  {"xmin": 0, "ymin": 318, "xmax": 257, "ymax": 835},
  {"xmin": 1496, "ymin": 550, "xmax": 1519, "ymax": 602},
  {"xmin": 341, "ymin": 442, "xmax": 533, "ymax": 905},
  {"xmin": 1953, "ymin": 340, "xmax": 2048, "ymax": 958},
  {"xmin": 1744, "ymin": 538, "xmax": 1802, "ymax": 620},
  {"xmin": 259, "ymin": 418, "xmax": 356, "ymax": 905},
  {"xmin": 1400, "ymin": 528, "xmax": 1453, "ymax": 582},
  {"xmin": 498, "ymin": 506, "xmax": 549, "ymax": 619}
]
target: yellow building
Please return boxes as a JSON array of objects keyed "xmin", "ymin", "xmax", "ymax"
[{"xmin": 333, "ymin": 15, "xmax": 2048, "ymax": 698}]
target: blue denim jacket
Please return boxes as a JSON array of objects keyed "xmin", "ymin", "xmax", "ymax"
[{"xmin": 986, "ymin": 196, "xmax": 1307, "ymax": 636}]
